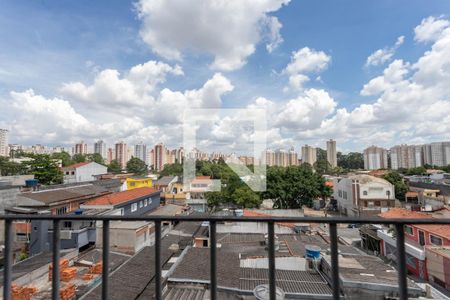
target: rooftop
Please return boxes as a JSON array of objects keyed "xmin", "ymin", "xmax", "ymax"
[
  {"xmin": 19, "ymin": 184, "xmax": 110, "ymax": 205},
  {"xmin": 154, "ymin": 176, "xmax": 177, "ymax": 186},
  {"xmin": 378, "ymin": 207, "xmax": 431, "ymax": 219},
  {"xmin": 85, "ymin": 187, "xmax": 158, "ymax": 206},
  {"xmin": 62, "ymin": 162, "xmax": 91, "ymax": 169}
]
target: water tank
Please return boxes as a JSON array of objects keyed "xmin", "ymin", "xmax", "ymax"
[
  {"xmin": 25, "ymin": 179, "xmax": 39, "ymax": 187},
  {"xmin": 74, "ymin": 209, "xmax": 83, "ymax": 215},
  {"xmin": 253, "ymin": 285, "xmax": 285, "ymax": 300},
  {"xmin": 305, "ymin": 245, "xmax": 321, "ymax": 259}
]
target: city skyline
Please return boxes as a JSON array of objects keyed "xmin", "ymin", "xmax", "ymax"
[{"xmin": 1, "ymin": 1, "xmax": 450, "ymax": 153}]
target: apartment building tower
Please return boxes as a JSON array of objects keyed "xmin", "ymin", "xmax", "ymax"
[
  {"xmin": 363, "ymin": 146, "xmax": 388, "ymax": 170},
  {"xmin": 326, "ymin": 139, "xmax": 337, "ymax": 168}
]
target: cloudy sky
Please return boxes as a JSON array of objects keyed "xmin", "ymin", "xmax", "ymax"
[{"xmin": 1, "ymin": 0, "xmax": 450, "ymax": 154}]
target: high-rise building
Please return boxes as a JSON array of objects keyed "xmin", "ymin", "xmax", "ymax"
[
  {"xmin": 0, "ymin": 129, "xmax": 8, "ymax": 157},
  {"xmin": 326, "ymin": 139, "xmax": 337, "ymax": 168},
  {"xmin": 301, "ymin": 145, "xmax": 317, "ymax": 166},
  {"xmin": 275, "ymin": 149, "xmax": 289, "ymax": 167},
  {"xmin": 263, "ymin": 150, "xmax": 275, "ymax": 166},
  {"xmin": 363, "ymin": 146, "xmax": 388, "ymax": 170},
  {"xmin": 154, "ymin": 143, "xmax": 166, "ymax": 171},
  {"xmin": 176, "ymin": 147, "xmax": 185, "ymax": 164},
  {"xmin": 134, "ymin": 143, "xmax": 147, "ymax": 163},
  {"xmin": 115, "ymin": 142, "xmax": 128, "ymax": 170},
  {"xmin": 74, "ymin": 141, "xmax": 88, "ymax": 155},
  {"xmin": 106, "ymin": 148, "xmax": 114, "ymax": 164},
  {"xmin": 288, "ymin": 147, "xmax": 298, "ymax": 166},
  {"xmin": 429, "ymin": 142, "xmax": 450, "ymax": 167},
  {"xmin": 94, "ymin": 140, "xmax": 107, "ymax": 160}
]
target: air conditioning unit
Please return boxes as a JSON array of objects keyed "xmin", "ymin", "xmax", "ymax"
[{"xmin": 60, "ymin": 230, "xmax": 72, "ymax": 240}]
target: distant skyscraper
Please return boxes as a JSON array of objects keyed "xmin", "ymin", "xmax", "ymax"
[
  {"xmin": 0, "ymin": 129, "xmax": 8, "ymax": 157},
  {"xmin": 429, "ymin": 142, "xmax": 450, "ymax": 167},
  {"xmin": 288, "ymin": 147, "xmax": 298, "ymax": 166},
  {"xmin": 94, "ymin": 140, "xmax": 107, "ymax": 159},
  {"xmin": 275, "ymin": 149, "xmax": 288, "ymax": 167},
  {"xmin": 363, "ymin": 146, "xmax": 388, "ymax": 170},
  {"xmin": 75, "ymin": 141, "xmax": 88, "ymax": 155},
  {"xmin": 115, "ymin": 142, "xmax": 128, "ymax": 170},
  {"xmin": 106, "ymin": 148, "xmax": 114, "ymax": 164},
  {"xmin": 326, "ymin": 139, "xmax": 337, "ymax": 168},
  {"xmin": 134, "ymin": 143, "xmax": 147, "ymax": 163},
  {"xmin": 154, "ymin": 143, "xmax": 166, "ymax": 171},
  {"xmin": 390, "ymin": 144, "xmax": 423, "ymax": 170},
  {"xmin": 301, "ymin": 145, "xmax": 317, "ymax": 166},
  {"xmin": 263, "ymin": 150, "xmax": 275, "ymax": 167}
]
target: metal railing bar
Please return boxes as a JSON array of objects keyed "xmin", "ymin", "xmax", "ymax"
[
  {"xmin": 52, "ymin": 219, "xmax": 60, "ymax": 300},
  {"xmin": 3, "ymin": 219, "xmax": 13, "ymax": 300},
  {"xmin": 395, "ymin": 224, "xmax": 408, "ymax": 300},
  {"xmin": 268, "ymin": 221, "xmax": 276, "ymax": 300},
  {"xmin": 154, "ymin": 220, "xmax": 162, "ymax": 300},
  {"xmin": 0, "ymin": 215, "xmax": 447, "ymax": 225},
  {"xmin": 209, "ymin": 221, "xmax": 217, "ymax": 300},
  {"xmin": 329, "ymin": 223, "xmax": 340, "ymax": 300},
  {"xmin": 102, "ymin": 220, "xmax": 110, "ymax": 300}
]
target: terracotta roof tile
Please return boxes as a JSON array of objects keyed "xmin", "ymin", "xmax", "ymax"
[
  {"xmin": 414, "ymin": 224, "xmax": 450, "ymax": 240},
  {"xmin": 86, "ymin": 187, "xmax": 158, "ymax": 206},
  {"xmin": 378, "ymin": 208, "xmax": 430, "ymax": 219},
  {"xmin": 63, "ymin": 162, "xmax": 91, "ymax": 169}
]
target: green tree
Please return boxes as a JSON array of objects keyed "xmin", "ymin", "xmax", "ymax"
[
  {"xmin": 72, "ymin": 153, "xmax": 86, "ymax": 163},
  {"xmin": 0, "ymin": 157, "xmax": 28, "ymax": 176},
  {"xmin": 107, "ymin": 160, "xmax": 121, "ymax": 173},
  {"xmin": 337, "ymin": 152, "xmax": 364, "ymax": 170},
  {"xmin": 86, "ymin": 153, "xmax": 105, "ymax": 165},
  {"xmin": 126, "ymin": 157, "xmax": 148, "ymax": 175},
  {"xmin": 264, "ymin": 164, "xmax": 329, "ymax": 209},
  {"xmin": 383, "ymin": 171, "xmax": 408, "ymax": 201},
  {"xmin": 159, "ymin": 163, "xmax": 183, "ymax": 177},
  {"xmin": 26, "ymin": 154, "xmax": 63, "ymax": 185},
  {"xmin": 51, "ymin": 151, "xmax": 73, "ymax": 167},
  {"xmin": 313, "ymin": 160, "xmax": 332, "ymax": 175},
  {"xmin": 233, "ymin": 186, "xmax": 261, "ymax": 208}
]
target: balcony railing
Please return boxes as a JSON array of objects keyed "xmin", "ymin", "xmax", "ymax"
[{"xmin": 1, "ymin": 214, "xmax": 450, "ymax": 300}]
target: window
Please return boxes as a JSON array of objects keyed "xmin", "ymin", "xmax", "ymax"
[
  {"xmin": 144, "ymin": 199, "xmax": 148, "ymax": 207},
  {"xmin": 148, "ymin": 198, "xmax": 152, "ymax": 205},
  {"xmin": 386, "ymin": 190, "xmax": 391, "ymax": 197},
  {"xmin": 338, "ymin": 190, "xmax": 342, "ymax": 197},
  {"xmin": 139, "ymin": 201, "xmax": 143, "ymax": 208},
  {"xmin": 71, "ymin": 171, "xmax": 75, "ymax": 175},
  {"xmin": 343, "ymin": 191, "xmax": 347, "ymax": 199},
  {"xmin": 63, "ymin": 221, "xmax": 72, "ymax": 229},
  {"xmin": 363, "ymin": 191, "xmax": 368, "ymax": 196},
  {"xmin": 65, "ymin": 171, "xmax": 69, "ymax": 175},
  {"xmin": 130, "ymin": 182, "xmax": 135, "ymax": 187},
  {"xmin": 430, "ymin": 235, "xmax": 443, "ymax": 246},
  {"xmin": 374, "ymin": 201, "xmax": 380, "ymax": 206},
  {"xmin": 404, "ymin": 225, "xmax": 413, "ymax": 235},
  {"xmin": 131, "ymin": 203, "xmax": 137, "ymax": 212},
  {"xmin": 56, "ymin": 207, "xmax": 67, "ymax": 215}
]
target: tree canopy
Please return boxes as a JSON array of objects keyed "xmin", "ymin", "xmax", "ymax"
[
  {"xmin": 383, "ymin": 171, "xmax": 408, "ymax": 201},
  {"xmin": 337, "ymin": 152, "xmax": 364, "ymax": 170},
  {"xmin": 126, "ymin": 157, "xmax": 148, "ymax": 175},
  {"xmin": 107, "ymin": 159, "xmax": 121, "ymax": 173},
  {"xmin": 25, "ymin": 154, "xmax": 63, "ymax": 185}
]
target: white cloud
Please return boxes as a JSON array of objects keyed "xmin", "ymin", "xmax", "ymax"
[
  {"xmin": 285, "ymin": 47, "xmax": 331, "ymax": 75},
  {"xmin": 136, "ymin": 0, "xmax": 290, "ymax": 71},
  {"xmin": 414, "ymin": 16, "xmax": 450, "ymax": 43},
  {"xmin": 61, "ymin": 60, "xmax": 183, "ymax": 112},
  {"xmin": 365, "ymin": 36, "xmax": 404, "ymax": 67},
  {"xmin": 283, "ymin": 47, "xmax": 331, "ymax": 91}
]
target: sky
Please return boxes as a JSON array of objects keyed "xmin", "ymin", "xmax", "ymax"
[{"xmin": 1, "ymin": 0, "xmax": 450, "ymax": 154}]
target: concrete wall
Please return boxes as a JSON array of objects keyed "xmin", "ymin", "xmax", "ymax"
[
  {"xmin": 118, "ymin": 193, "xmax": 160, "ymax": 216},
  {"xmin": 63, "ymin": 162, "xmax": 107, "ymax": 183},
  {"xmin": 217, "ymin": 222, "xmax": 293, "ymax": 234}
]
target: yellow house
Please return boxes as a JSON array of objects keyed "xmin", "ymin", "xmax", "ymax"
[{"xmin": 126, "ymin": 177, "xmax": 153, "ymax": 190}]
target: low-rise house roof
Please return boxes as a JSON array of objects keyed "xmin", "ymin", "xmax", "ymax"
[
  {"xmin": 378, "ymin": 207, "xmax": 430, "ymax": 219},
  {"xmin": 85, "ymin": 187, "xmax": 158, "ymax": 206}
]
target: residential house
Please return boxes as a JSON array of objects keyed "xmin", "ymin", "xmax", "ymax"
[
  {"xmin": 377, "ymin": 208, "xmax": 450, "ymax": 282},
  {"xmin": 62, "ymin": 162, "xmax": 107, "ymax": 184},
  {"xmin": 333, "ymin": 174, "xmax": 395, "ymax": 216},
  {"xmin": 125, "ymin": 176, "xmax": 153, "ymax": 190},
  {"xmin": 80, "ymin": 187, "xmax": 160, "ymax": 216},
  {"xmin": 425, "ymin": 247, "xmax": 450, "ymax": 291}
]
